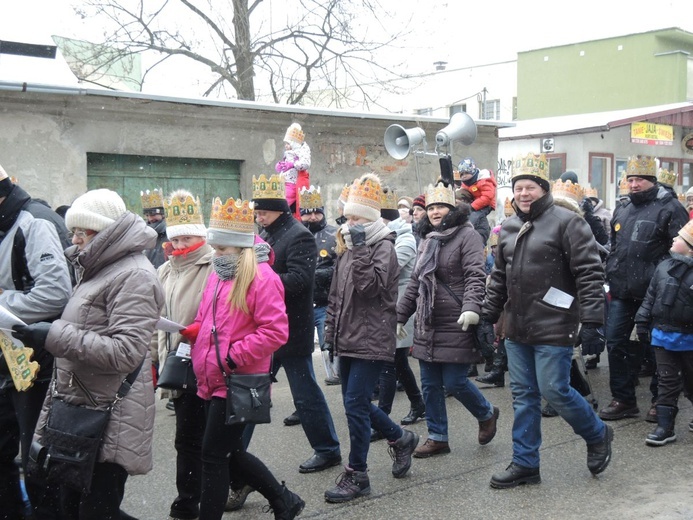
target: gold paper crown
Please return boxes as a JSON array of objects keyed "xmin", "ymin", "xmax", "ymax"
[
  {"xmin": 512, "ymin": 153, "xmax": 549, "ymax": 183},
  {"xmin": 381, "ymin": 187, "xmax": 399, "ymax": 210},
  {"xmin": 164, "ymin": 191, "xmax": 204, "ymax": 227},
  {"xmin": 504, "ymin": 197, "xmax": 514, "ymax": 217},
  {"xmin": 347, "ymin": 174, "xmax": 382, "ymax": 210},
  {"xmin": 339, "ymin": 184, "xmax": 351, "ymax": 204},
  {"xmin": 425, "ymin": 182, "xmax": 456, "ymax": 208},
  {"xmin": 252, "ymin": 174, "xmax": 286, "ymax": 200},
  {"xmin": 618, "ymin": 172, "xmax": 630, "ymax": 196},
  {"xmin": 209, "ymin": 197, "xmax": 255, "ymax": 234},
  {"xmin": 657, "ymin": 168, "xmax": 677, "ymax": 187},
  {"xmin": 552, "ymin": 179, "xmax": 584, "ymax": 204},
  {"xmin": 584, "ymin": 185, "xmax": 599, "ymax": 199},
  {"xmin": 284, "ymin": 123, "xmax": 305, "ymax": 145},
  {"xmin": 678, "ymin": 193, "xmax": 687, "ymax": 205},
  {"xmin": 626, "ymin": 155, "xmax": 657, "ymax": 178},
  {"xmin": 141, "ymin": 188, "xmax": 164, "ymax": 210},
  {"xmin": 299, "ymin": 185, "xmax": 323, "ymax": 210}
]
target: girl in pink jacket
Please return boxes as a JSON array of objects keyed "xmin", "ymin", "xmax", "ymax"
[{"xmin": 182, "ymin": 197, "xmax": 303, "ymax": 520}]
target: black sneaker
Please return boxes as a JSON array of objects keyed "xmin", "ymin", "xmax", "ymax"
[
  {"xmin": 587, "ymin": 425, "xmax": 613, "ymax": 475},
  {"xmin": 388, "ymin": 429, "xmax": 419, "ymax": 478},
  {"xmin": 324, "ymin": 468, "xmax": 371, "ymax": 503},
  {"xmin": 490, "ymin": 462, "xmax": 541, "ymax": 489}
]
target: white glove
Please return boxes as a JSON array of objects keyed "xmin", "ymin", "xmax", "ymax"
[
  {"xmin": 457, "ymin": 311, "xmax": 480, "ymax": 331},
  {"xmin": 396, "ymin": 323, "xmax": 408, "ymax": 340}
]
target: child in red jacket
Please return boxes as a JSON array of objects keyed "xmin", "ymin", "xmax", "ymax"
[{"xmin": 457, "ymin": 157, "xmax": 497, "ymax": 218}]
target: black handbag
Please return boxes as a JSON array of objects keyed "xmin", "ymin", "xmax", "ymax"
[
  {"xmin": 157, "ymin": 349, "xmax": 197, "ymax": 393},
  {"xmin": 212, "ymin": 281, "xmax": 272, "ymax": 426},
  {"xmin": 28, "ymin": 360, "xmax": 144, "ymax": 494}
]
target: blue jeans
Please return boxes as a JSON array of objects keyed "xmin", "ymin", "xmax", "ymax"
[
  {"xmin": 314, "ymin": 305, "xmax": 326, "ymax": 348},
  {"xmin": 418, "ymin": 360, "xmax": 494, "ymax": 442},
  {"xmin": 505, "ymin": 340, "xmax": 606, "ymax": 469},
  {"xmin": 339, "ymin": 357, "xmax": 403, "ymax": 472},
  {"xmin": 275, "ymin": 354, "xmax": 341, "ymax": 457},
  {"xmin": 606, "ymin": 297, "xmax": 644, "ymax": 403}
]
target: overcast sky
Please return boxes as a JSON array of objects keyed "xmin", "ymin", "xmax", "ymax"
[{"xmin": 2, "ymin": 0, "xmax": 693, "ymax": 96}]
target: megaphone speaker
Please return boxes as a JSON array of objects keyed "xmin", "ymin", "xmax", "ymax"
[
  {"xmin": 435, "ymin": 112, "xmax": 477, "ymax": 147},
  {"xmin": 384, "ymin": 125, "xmax": 426, "ymax": 160}
]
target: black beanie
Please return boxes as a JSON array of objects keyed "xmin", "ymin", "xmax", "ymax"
[
  {"xmin": 560, "ymin": 171, "xmax": 578, "ymax": 184},
  {"xmin": 252, "ymin": 198, "xmax": 291, "ymax": 213},
  {"xmin": 381, "ymin": 208, "xmax": 399, "ymax": 221}
]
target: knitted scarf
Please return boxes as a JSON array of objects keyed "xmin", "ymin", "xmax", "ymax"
[
  {"xmin": 212, "ymin": 242, "xmax": 271, "ymax": 281},
  {"xmin": 341, "ymin": 219, "xmax": 392, "ymax": 250}
]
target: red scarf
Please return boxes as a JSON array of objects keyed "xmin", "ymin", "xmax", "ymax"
[{"xmin": 171, "ymin": 240, "xmax": 206, "ymax": 257}]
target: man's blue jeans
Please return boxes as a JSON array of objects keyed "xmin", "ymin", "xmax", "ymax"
[
  {"xmin": 418, "ymin": 360, "xmax": 494, "ymax": 443},
  {"xmin": 606, "ymin": 297, "xmax": 644, "ymax": 403},
  {"xmin": 505, "ymin": 340, "xmax": 606, "ymax": 469},
  {"xmin": 339, "ymin": 357, "xmax": 403, "ymax": 472}
]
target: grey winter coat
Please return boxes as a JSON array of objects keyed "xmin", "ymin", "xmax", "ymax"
[{"xmin": 38, "ymin": 212, "xmax": 164, "ymax": 476}]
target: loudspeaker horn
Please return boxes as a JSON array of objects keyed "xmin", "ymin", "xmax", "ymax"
[
  {"xmin": 384, "ymin": 125, "xmax": 426, "ymax": 160},
  {"xmin": 435, "ymin": 112, "xmax": 477, "ymax": 147}
]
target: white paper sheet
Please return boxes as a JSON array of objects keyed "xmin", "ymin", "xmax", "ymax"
[
  {"xmin": 542, "ymin": 287, "xmax": 574, "ymax": 309},
  {"xmin": 156, "ymin": 317, "xmax": 186, "ymax": 334},
  {"xmin": 0, "ymin": 305, "xmax": 26, "ymax": 331}
]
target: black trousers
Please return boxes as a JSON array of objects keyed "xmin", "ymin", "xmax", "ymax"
[
  {"xmin": 653, "ymin": 347, "xmax": 692, "ymax": 408},
  {"xmin": 59, "ymin": 462, "xmax": 128, "ymax": 520}
]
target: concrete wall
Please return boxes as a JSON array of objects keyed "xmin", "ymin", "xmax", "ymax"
[{"xmin": 0, "ymin": 89, "xmax": 501, "ymax": 221}]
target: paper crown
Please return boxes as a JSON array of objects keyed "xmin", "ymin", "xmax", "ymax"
[
  {"xmin": 657, "ymin": 168, "xmax": 677, "ymax": 187},
  {"xmin": 344, "ymin": 173, "xmax": 382, "ymax": 222},
  {"xmin": 584, "ymin": 185, "xmax": 599, "ymax": 199},
  {"xmin": 626, "ymin": 155, "xmax": 657, "ymax": 178},
  {"xmin": 512, "ymin": 153, "xmax": 550, "ymax": 185},
  {"xmin": 299, "ymin": 185, "xmax": 323, "ymax": 210},
  {"xmin": 141, "ymin": 188, "xmax": 165, "ymax": 211},
  {"xmin": 338, "ymin": 184, "xmax": 351, "ymax": 205},
  {"xmin": 552, "ymin": 179, "xmax": 584, "ymax": 205},
  {"xmin": 618, "ymin": 172, "xmax": 630, "ymax": 196},
  {"xmin": 504, "ymin": 197, "xmax": 515, "ymax": 217},
  {"xmin": 425, "ymin": 182, "xmax": 456, "ymax": 208},
  {"xmin": 209, "ymin": 197, "xmax": 255, "ymax": 234},
  {"xmin": 165, "ymin": 190, "xmax": 204, "ymax": 227},
  {"xmin": 381, "ymin": 187, "xmax": 399, "ymax": 210},
  {"xmin": 252, "ymin": 174, "xmax": 286, "ymax": 200},
  {"xmin": 453, "ymin": 169, "xmax": 462, "ymax": 182},
  {"xmin": 284, "ymin": 123, "xmax": 305, "ymax": 145},
  {"xmin": 679, "ymin": 220, "xmax": 693, "ymax": 248},
  {"xmin": 678, "ymin": 193, "xmax": 687, "ymax": 205}
]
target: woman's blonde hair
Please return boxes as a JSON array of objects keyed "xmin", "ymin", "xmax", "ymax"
[
  {"xmin": 228, "ymin": 247, "xmax": 258, "ymax": 314},
  {"xmin": 335, "ymin": 227, "xmax": 348, "ymax": 256}
]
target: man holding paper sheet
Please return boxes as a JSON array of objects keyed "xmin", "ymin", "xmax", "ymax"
[{"xmin": 482, "ymin": 153, "xmax": 611, "ymax": 489}]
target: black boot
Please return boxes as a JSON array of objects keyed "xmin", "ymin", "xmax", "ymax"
[
  {"xmin": 268, "ymin": 482, "xmax": 305, "ymax": 520},
  {"xmin": 646, "ymin": 405, "xmax": 677, "ymax": 446},
  {"xmin": 468, "ymin": 364, "xmax": 479, "ymax": 377},
  {"xmin": 476, "ymin": 369, "xmax": 505, "ymax": 387},
  {"xmin": 400, "ymin": 399, "xmax": 425, "ymax": 425}
]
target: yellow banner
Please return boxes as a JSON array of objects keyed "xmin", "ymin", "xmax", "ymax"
[{"xmin": 630, "ymin": 122, "xmax": 674, "ymax": 145}]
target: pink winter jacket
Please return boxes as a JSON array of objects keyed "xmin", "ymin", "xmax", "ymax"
[{"xmin": 191, "ymin": 262, "xmax": 288, "ymax": 400}]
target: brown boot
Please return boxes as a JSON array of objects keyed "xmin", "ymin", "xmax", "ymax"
[
  {"xmin": 478, "ymin": 406, "xmax": 500, "ymax": 445},
  {"xmin": 413, "ymin": 438, "xmax": 450, "ymax": 458}
]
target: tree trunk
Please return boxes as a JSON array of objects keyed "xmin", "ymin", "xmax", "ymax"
[{"xmin": 232, "ymin": 0, "xmax": 256, "ymax": 101}]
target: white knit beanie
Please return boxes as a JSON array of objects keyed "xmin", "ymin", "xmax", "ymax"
[{"xmin": 66, "ymin": 189, "xmax": 127, "ymax": 232}]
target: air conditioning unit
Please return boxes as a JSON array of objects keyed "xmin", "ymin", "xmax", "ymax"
[{"xmin": 541, "ymin": 138, "xmax": 555, "ymax": 153}]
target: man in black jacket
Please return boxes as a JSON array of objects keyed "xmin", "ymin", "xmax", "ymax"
[
  {"xmin": 599, "ymin": 156, "xmax": 690, "ymax": 421},
  {"xmin": 252, "ymin": 176, "xmax": 341, "ymax": 473}
]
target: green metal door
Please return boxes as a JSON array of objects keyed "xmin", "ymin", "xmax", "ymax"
[{"xmin": 86, "ymin": 153, "xmax": 241, "ymax": 222}]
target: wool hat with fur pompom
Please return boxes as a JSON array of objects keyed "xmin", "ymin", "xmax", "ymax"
[
  {"xmin": 65, "ymin": 189, "xmax": 127, "ymax": 232},
  {"xmin": 344, "ymin": 173, "xmax": 383, "ymax": 222}
]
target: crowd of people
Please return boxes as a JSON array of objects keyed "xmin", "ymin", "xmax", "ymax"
[{"xmin": 1, "ymin": 139, "xmax": 693, "ymax": 520}]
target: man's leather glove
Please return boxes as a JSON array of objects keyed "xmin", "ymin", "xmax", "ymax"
[
  {"xmin": 12, "ymin": 322, "xmax": 52, "ymax": 352},
  {"xmin": 396, "ymin": 323, "xmax": 408, "ymax": 340},
  {"xmin": 580, "ymin": 323, "xmax": 605, "ymax": 356},
  {"xmin": 636, "ymin": 327, "xmax": 651, "ymax": 346},
  {"xmin": 349, "ymin": 224, "xmax": 367, "ymax": 247},
  {"xmin": 457, "ymin": 311, "xmax": 480, "ymax": 331}
]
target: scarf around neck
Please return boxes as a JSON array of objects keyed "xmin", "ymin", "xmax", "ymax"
[
  {"xmin": 341, "ymin": 219, "xmax": 392, "ymax": 250},
  {"xmin": 212, "ymin": 242, "xmax": 271, "ymax": 281}
]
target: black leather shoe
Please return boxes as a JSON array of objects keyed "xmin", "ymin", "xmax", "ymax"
[
  {"xmin": 490, "ymin": 462, "xmax": 541, "ymax": 489},
  {"xmin": 587, "ymin": 425, "xmax": 613, "ymax": 475},
  {"xmin": 283, "ymin": 411, "xmax": 301, "ymax": 426},
  {"xmin": 298, "ymin": 453, "xmax": 342, "ymax": 474}
]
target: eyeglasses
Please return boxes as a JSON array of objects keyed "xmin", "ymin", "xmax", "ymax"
[{"xmin": 68, "ymin": 230, "xmax": 89, "ymax": 239}]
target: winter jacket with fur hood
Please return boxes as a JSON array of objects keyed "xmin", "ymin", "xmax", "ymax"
[
  {"xmin": 397, "ymin": 207, "xmax": 486, "ymax": 364},
  {"xmin": 38, "ymin": 212, "xmax": 164, "ymax": 476},
  {"xmin": 483, "ymin": 193, "xmax": 605, "ymax": 347}
]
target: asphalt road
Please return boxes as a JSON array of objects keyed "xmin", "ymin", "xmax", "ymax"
[{"xmin": 122, "ymin": 350, "xmax": 693, "ymax": 520}]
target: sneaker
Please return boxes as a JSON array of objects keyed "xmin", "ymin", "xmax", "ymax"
[
  {"xmin": 324, "ymin": 468, "xmax": 371, "ymax": 503},
  {"xmin": 224, "ymin": 484, "xmax": 254, "ymax": 512},
  {"xmin": 599, "ymin": 400, "xmax": 639, "ymax": 421},
  {"xmin": 413, "ymin": 438, "xmax": 451, "ymax": 458},
  {"xmin": 283, "ymin": 411, "xmax": 301, "ymax": 426},
  {"xmin": 587, "ymin": 425, "xmax": 614, "ymax": 475},
  {"xmin": 388, "ymin": 429, "xmax": 419, "ymax": 478},
  {"xmin": 490, "ymin": 462, "xmax": 541, "ymax": 489}
]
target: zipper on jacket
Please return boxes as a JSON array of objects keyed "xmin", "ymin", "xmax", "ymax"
[{"xmin": 69, "ymin": 371, "xmax": 99, "ymax": 407}]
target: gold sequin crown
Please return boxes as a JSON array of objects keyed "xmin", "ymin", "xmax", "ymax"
[
  {"xmin": 164, "ymin": 191, "xmax": 204, "ymax": 227},
  {"xmin": 381, "ymin": 187, "xmax": 399, "ymax": 210},
  {"xmin": 657, "ymin": 168, "xmax": 677, "ymax": 187},
  {"xmin": 425, "ymin": 182, "xmax": 456, "ymax": 207},
  {"xmin": 512, "ymin": 153, "xmax": 549, "ymax": 183},
  {"xmin": 584, "ymin": 185, "xmax": 599, "ymax": 199},
  {"xmin": 141, "ymin": 188, "xmax": 164, "ymax": 210},
  {"xmin": 626, "ymin": 155, "xmax": 657, "ymax": 178},
  {"xmin": 299, "ymin": 185, "xmax": 323, "ymax": 210},
  {"xmin": 209, "ymin": 198, "xmax": 255, "ymax": 234},
  {"xmin": 348, "ymin": 174, "xmax": 382, "ymax": 210},
  {"xmin": 504, "ymin": 197, "xmax": 515, "ymax": 217},
  {"xmin": 552, "ymin": 179, "xmax": 584, "ymax": 204},
  {"xmin": 252, "ymin": 174, "xmax": 286, "ymax": 200},
  {"xmin": 284, "ymin": 123, "xmax": 305, "ymax": 145},
  {"xmin": 339, "ymin": 184, "xmax": 351, "ymax": 204}
]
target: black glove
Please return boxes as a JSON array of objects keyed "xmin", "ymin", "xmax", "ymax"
[
  {"xmin": 580, "ymin": 324, "xmax": 605, "ymax": 356},
  {"xmin": 12, "ymin": 322, "xmax": 52, "ymax": 352},
  {"xmin": 580, "ymin": 197, "xmax": 594, "ymax": 214},
  {"xmin": 636, "ymin": 327, "xmax": 651, "ymax": 345},
  {"xmin": 322, "ymin": 341, "xmax": 334, "ymax": 363},
  {"xmin": 475, "ymin": 320, "xmax": 496, "ymax": 360},
  {"xmin": 350, "ymin": 224, "xmax": 367, "ymax": 247}
]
